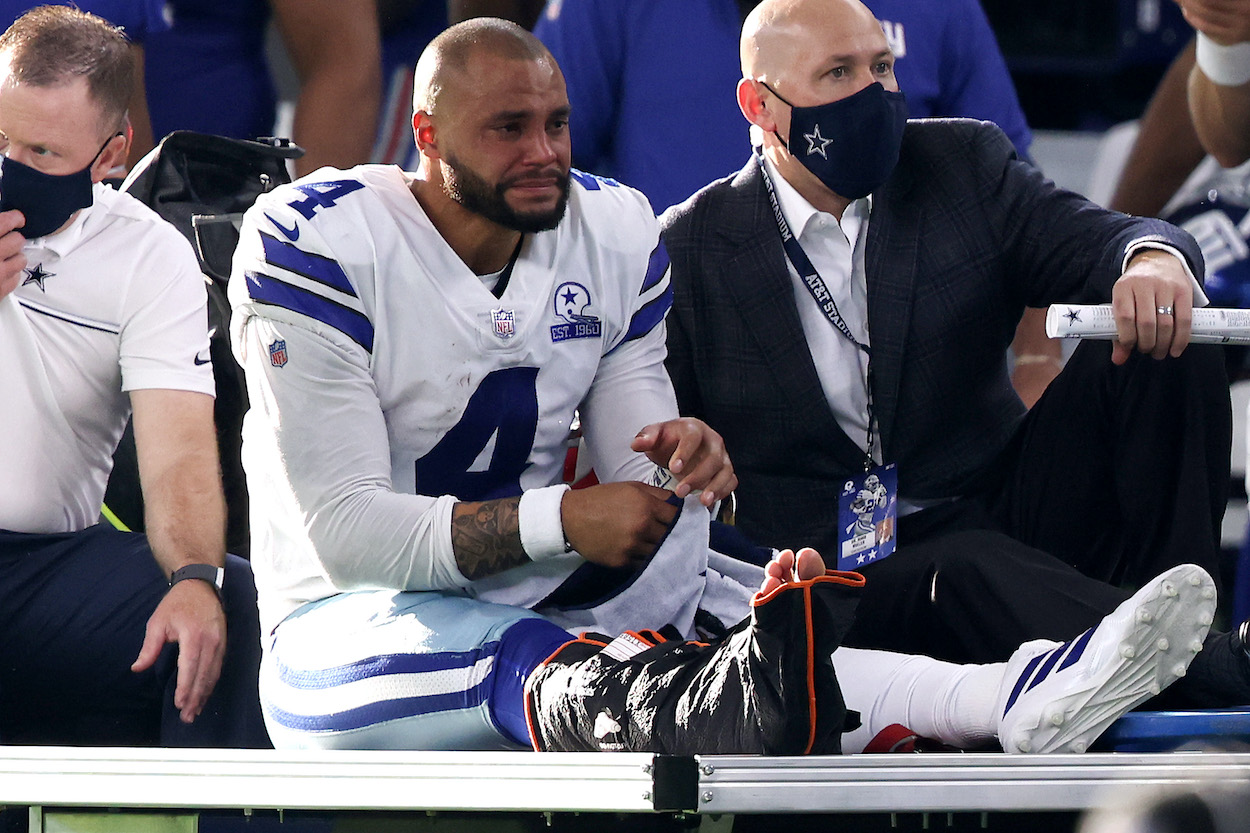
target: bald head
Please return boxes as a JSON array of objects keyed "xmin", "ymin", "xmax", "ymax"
[
  {"xmin": 741, "ymin": 0, "xmax": 883, "ymax": 82},
  {"xmin": 414, "ymin": 17, "xmax": 556, "ymax": 115},
  {"xmin": 407, "ymin": 16, "xmax": 571, "ymax": 242},
  {"xmin": 734, "ymin": 0, "xmax": 899, "ymax": 208}
]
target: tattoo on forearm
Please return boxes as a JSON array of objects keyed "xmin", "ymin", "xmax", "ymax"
[{"xmin": 452, "ymin": 498, "xmax": 528, "ymax": 580}]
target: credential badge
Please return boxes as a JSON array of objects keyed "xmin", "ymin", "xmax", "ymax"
[
  {"xmin": 269, "ymin": 339, "xmax": 288, "ymax": 367},
  {"xmin": 491, "ymin": 307, "xmax": 516, "ymax": 339}
]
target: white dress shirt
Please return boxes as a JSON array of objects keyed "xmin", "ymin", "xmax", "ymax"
[{"xmin": 763, "ymin": 156, "xmax": 878, "ymax": 463}]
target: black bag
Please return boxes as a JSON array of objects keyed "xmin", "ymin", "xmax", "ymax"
[{"xmin": 103, "ymin": 132, "xmax": 304, "ymax": 557}]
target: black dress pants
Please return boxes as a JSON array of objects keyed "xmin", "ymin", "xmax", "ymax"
[
  {"xmin": 0, "ymin": 524, "xmax": 270, "ymax": 747},
  {"xmin": 843, "ymin": 340, "xmax": 1231, "ymax": 666}
]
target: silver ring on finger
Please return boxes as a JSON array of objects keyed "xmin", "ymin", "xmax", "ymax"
[{"xmin": 1156, "ymin": 305, "xmax": 1174, "ymax": 316}]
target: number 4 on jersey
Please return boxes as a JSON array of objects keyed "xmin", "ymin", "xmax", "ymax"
[
  {"xmin": 414, "ymin": 367, "xmax": 540, "ymax": 501},
  {"xmin": 287, "ymin": 180, "xmax": 365, "ymax": 220}
]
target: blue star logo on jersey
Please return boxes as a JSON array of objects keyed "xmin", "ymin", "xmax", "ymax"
[
  {"xmin": 804, "ymin": 124, "xmax": 834, "ymax": 159},
  {"xmin": 551, "ymin": 281, "xmax": 602, "ymax": 343},
  {"xmin": 21, "ymin": 264, "xmax": 53, "ymax": 291},
  {"xmin": 1064, "ymin": 308, "xmax": 1081, "ymax": 324}
]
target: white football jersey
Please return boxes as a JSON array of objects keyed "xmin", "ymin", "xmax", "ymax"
[
  {"xmin": 229, "ymin": 165, "xmax": 678, "ymax": 632},
  {"xmin": 0, "ymin": 184, "xmax": 213, "ymax": 533}
]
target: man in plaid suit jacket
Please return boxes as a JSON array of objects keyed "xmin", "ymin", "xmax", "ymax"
[{"xmin": 662, "ymin": 0, "xmax": 1244, "ymax": 702}]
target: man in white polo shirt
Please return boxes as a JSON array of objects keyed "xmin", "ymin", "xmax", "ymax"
[{"xmin": 0, "ymin": 5, "xmax": 265, "ymax": 746}]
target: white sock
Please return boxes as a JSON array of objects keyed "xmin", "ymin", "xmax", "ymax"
[{"xmin": 834, "ymin": 647, "xmax": 1005, "ymax": 753}]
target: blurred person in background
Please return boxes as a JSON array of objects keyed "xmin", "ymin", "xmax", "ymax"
[
  {"xmin": 144, "ymin": 0, "xmax": 381, "ymax": 177},
  {"xmin": 1181, "ymin": 0, "xmax": 1250, "ymax": 169}
]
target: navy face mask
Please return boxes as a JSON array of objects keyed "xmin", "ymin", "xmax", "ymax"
[
  {"xmin": 0, "ymin": 134, "xmax": 118, "ymax": 238},
  {"xmin": 763, "ymin": 81, "xmax": 908, "ymax": 200}
]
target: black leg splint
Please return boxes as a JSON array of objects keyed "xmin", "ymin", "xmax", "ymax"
[{"xmin": 524, "ymin": 571, "xmax": 865, "ymax": 755}]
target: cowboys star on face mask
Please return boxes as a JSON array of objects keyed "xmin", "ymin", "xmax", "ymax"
[
  {"xmin": 0, "ymin": 132, "xmax": 120, "ymax": 239},
  {"xmin": 762, "ymin": 81, "xmax": 908, "ymax": 201}
]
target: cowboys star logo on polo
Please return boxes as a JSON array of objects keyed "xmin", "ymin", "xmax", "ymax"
[
  {"xmin": 21, "ymin": 264, "xmax": 53, "ymax": 291},
  {"xmin": 804, "ymin": 124, "xmax": 834, "ymax": 159}
]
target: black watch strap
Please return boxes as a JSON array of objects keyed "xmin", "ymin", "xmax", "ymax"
[{"xmin": 169, "ymin": 563, "xmax": 225, "ymax": 598}]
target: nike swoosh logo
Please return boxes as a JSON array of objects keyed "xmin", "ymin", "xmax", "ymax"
[
  {"xmin": 266, "ymin": 213, "xmax": 300, "ymax": 241},
  {"xmin": 193, "ymin": 352, "xmax": 211, "ymax": 366}
]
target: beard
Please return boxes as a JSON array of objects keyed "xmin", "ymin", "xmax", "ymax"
[{"xmin": 442, "ymin": 152, "xmax": 570, "ymax": 233}]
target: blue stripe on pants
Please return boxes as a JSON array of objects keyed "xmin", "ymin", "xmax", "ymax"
[{"xmin": 263, "ymin": 591, "xmax": 572, "ymax": 749}]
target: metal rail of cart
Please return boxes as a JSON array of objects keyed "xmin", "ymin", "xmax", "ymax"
[{"xmin": 2, "ymin": 748, "xmax": 1250, "ymax": 832}]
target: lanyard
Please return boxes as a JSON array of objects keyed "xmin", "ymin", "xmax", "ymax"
[{"xmin": 757, "ymin": 152, "xmax": 877, "ymax": 469}]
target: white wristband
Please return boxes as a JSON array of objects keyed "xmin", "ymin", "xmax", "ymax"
[
  {"xmin": 1196, "ymin": 33, "xmax": 1250, "ymax": 87},
  {"xmin": 518, "ymin": 484, "xmax": 572, "ymax": 561}
]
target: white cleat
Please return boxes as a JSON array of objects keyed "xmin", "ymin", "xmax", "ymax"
[{"xmin": 997, "ymin": 563, "xmax": 1217, "ymax": 754}]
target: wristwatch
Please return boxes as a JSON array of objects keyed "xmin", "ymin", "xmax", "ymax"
[{"xmin": 169, "ymin": 563, "xmax": 225, "ymax": 598}]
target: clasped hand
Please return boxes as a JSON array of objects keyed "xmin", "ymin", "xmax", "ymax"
[
  {"xmin": 561, "ymin": 418, "xmax": 736, "ymax": 570},
  {"xmin": 1110, "ymin": 249, "xmax": 1195, "ymax": 364}
]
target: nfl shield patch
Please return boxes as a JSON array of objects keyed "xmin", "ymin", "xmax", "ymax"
[
  {"xmin": 491, "ymin": 308, "xmax": 516, "ymax": 339},
  {"xmin": 269, "ymin": 338, "xmax": 288, "ymax": 367}
]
